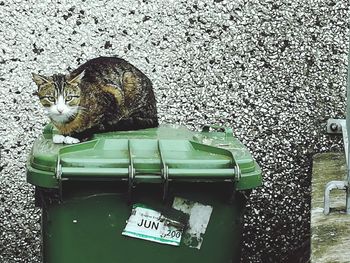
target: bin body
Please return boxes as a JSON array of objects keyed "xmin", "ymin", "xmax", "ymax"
[{"xmin": 27, "ymin": 125, "xmax": 262, "ymax": 263}]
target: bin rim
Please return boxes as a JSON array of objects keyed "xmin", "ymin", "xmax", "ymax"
[{"xmin": 27, "ymin": 124, "xmax": 262, "ymax": 191}]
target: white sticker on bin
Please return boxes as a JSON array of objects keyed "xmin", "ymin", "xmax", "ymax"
[
  {"xmin": 122, "ymin": 204, "xmax": 183, "ymax": 246},
  {"xmin": 172, "ymin": 197, "xmax": 213, "ymax": 249}
]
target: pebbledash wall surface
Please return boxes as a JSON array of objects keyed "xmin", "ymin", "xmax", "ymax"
[{"xmin": 0, "ymin": 0, "xmax": 348, "ymax": 262}]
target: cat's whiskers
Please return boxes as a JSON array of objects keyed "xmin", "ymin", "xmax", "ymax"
[
  {"xmin": 75, "ymin": 106, "xmax": 87, "ymax": 116},
  {"xmin": 77, "ymin": 105, "xmax": 87, "ymax": 111},
  {"xmin": 65, "ymin": 106, "xmax": 81, "ymax": 119}
]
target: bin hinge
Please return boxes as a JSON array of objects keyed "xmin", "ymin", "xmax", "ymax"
[
  {"xmin": 55, "ymin": 156, "xmax": 69, "ymax": 182},
  {"xmin": 235, "ymin": 163, "xmax": 241, "ymax": 182},
  {"xmin": 162, "ymin": 164, "xmax": 169, "ymax": 201},
  {"xmin": 158, "ymin": 140, "xmax": 170, "ymax": 202},
  {"xmin": 55, "ymin": 156, "xmax": 65, "ymax": 202},
  {"xmin": 55, "ymin": 156, "xmax": 62, "ymax": 180},
  {"xmin": 202, "ymin": 125, "xmax": 234, "ymax": 138},
  {"xmin": 128, "ymin": 140, "xmax": 136, "ymax": 203}
]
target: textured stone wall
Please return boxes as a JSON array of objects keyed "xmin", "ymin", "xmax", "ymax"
[{"xmin": 0, "ymin": 0, "xmax": 348, "ymax": 262}]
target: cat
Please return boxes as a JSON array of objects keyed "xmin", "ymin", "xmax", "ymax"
[{"xmin": 32, "ymin": 56, "xmax": 158, "ymax": 144}]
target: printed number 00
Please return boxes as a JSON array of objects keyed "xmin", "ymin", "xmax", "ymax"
[{"xmin": 166, "ymin": 230, "xmax": 181, "ymax": 238}]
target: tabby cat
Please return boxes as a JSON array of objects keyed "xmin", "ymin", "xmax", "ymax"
[{"xmin": 32, "ymin": 56, "xmax": 158, "ymax": 144}]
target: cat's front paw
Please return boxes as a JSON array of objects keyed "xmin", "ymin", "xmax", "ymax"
[
  {"xmin": 53, "ymin": 135, "xmax": 66, "ymax": 144},
  {"xmin": 64, "ymin": 136, "xmax": 80, "ymax": 144},
  {"xmin": 52, "ymin": 135, "xmax": 80, "ymax": 144}
]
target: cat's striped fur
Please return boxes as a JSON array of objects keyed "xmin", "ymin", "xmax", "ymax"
[{"xmin": 32, "ymin": 56, "xmax": 158, "ymax": 142}]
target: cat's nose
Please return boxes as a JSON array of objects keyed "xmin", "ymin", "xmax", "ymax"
[{"xmin": 57, "ymin": 108, "xmax": 63, "ymax": 114}]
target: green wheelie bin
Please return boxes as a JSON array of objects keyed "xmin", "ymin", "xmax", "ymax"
[{"xmin": 27, "ymin": 124, "xmax": 262, "ymax": 263}]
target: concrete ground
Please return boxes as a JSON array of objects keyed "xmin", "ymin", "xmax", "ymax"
[{"xmin": 311, "ymin": 152, "xmax": 350, "ymax": 263}]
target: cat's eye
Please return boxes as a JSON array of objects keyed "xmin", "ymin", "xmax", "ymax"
[
  {"xmin": 65, "ymin": 95, "xmax": 78, "ymax": 102},
  {"xmin": 47, "ymin": 96, "xmax": 55, "ymax": 102}
]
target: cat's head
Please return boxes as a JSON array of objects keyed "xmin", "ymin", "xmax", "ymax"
[{"xmin": 32, "ymin": 71, "xmax": 85, "ymax": 123}]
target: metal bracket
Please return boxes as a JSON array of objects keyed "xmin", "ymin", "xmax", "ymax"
[
  {"xmin": 324, "ymin": 119, "xmax": 350, "ymax": 215},
  {"xmin": 324, "ymin": 181, "xmax": 348, "ymax": 214},
  {"xmin": 326, "ymin": 119, "xmax": 348, "ymax": 164},
  {"xmin": 326, "ymin": 118, "xmax": 344, "ymax": 134}
]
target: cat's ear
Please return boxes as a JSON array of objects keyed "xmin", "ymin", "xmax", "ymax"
[
  {"xmin": 68, "ymin": 70, "xmax": 85, "ymax": 86},
  {"xmin": 32, "ymin": 73, "xmax": 52, "ymax": 86}
]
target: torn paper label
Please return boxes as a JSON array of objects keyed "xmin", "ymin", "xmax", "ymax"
[
  {"xmin": 172, "ymin": 197, "xmax": 213, "ymax": 249},
  {"xmin": 122, "ymin": 204, "xmax": 184, "ymax": 246}
]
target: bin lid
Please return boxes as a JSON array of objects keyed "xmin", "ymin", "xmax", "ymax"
[{"xmin": 27, "ymin": 124, "xmax": 262, "ymax": 191}]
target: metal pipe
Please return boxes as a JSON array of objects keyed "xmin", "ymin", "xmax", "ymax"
[{"xmin": 346, "ymin": 45, "xmax": 350, "ymax": 214}]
